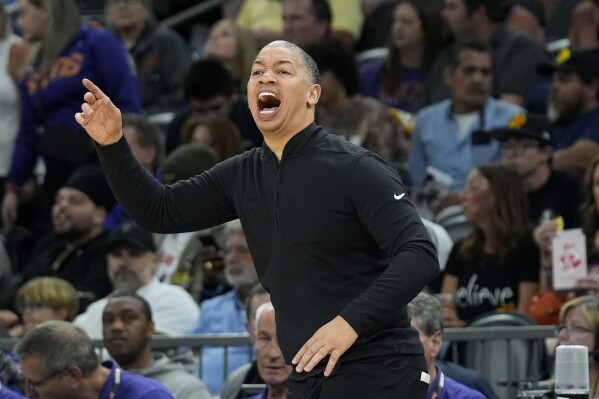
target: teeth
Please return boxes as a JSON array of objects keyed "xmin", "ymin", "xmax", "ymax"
[{"xmin": 259, "ymin": 92, "xmax": 278, "ymax": 101}]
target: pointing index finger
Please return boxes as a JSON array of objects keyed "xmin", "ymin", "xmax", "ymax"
[{"xmin": 82, "ymin": 78, "xmax": 107, "ymax": 100}]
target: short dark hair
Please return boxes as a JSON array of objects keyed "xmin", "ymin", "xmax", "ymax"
[
  {"xmin": 106, "ymin": 292, "xmax": 153, "ymax": 322},
  {"xmin": 262, "ymin": 40, "xmax": 320, "ymax": 84},
  {"xmin": 305, "ymin": 38, "xmax": 358, "ymax": 96},
  {"xmin": 463, "ymin": 0, "xmax": 508, "ymax": 22},
  {"xmin": 311, "ymin": 0, "xmax": 332, "ymax": 24},
  {"xmin": 448, "ymin": 40, "xmax": 493, "ymax": 70},
  {"xmin": 184, "ymin": 59, "xmax": 235, "ymax": 101}
]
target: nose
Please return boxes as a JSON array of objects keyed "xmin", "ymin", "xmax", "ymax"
[{"xmin": 258, "ymin": 69, "xmax": 276, "ymax": 84}]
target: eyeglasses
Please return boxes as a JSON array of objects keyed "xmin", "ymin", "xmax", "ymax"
[
  {"xmin": 556, "ymin": 324, "xmax": 593, "ymax": 335},
  {"xmin": 17, "ymin": 301, "xmax": 50, "ymax": 313},
  {"xmin": 23, "ymin": 368, "xmax": 65, "ymax": 392},
  {"xmin": 501, "ymin": 141, "xmax": 540, "ymax": 155}
]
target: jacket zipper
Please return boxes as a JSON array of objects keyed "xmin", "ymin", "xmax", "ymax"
[{"xmin": 275, "ymin": 160, "xmax": 281, "ymax": 235}]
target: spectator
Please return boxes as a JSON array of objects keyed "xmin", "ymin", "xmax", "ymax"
[
  {"xmin": 306, "ymin": 37, "xmax": 406, "ymax": 166},
  {"xmin": 155, "ymin": 142, "xmax": 226, "ymax": 300},
  {"xmin": 0, "ymin": 277, "xmax": 79, "ymax": 394},
  {"xmin": 220, "ymin": 283, "xmax": 270, "ymax": 399},
  {"xmin": 0, "ymin": 1, "xmax": 29, "ymax": 206},
  {"xmin": 568, "ymin": 0, "xmax": 599, "ymax": 48},
  {"xmin": 102, "ymin": 293, "xmax": 212, "ymax": 399},
  {"xmin": 538, "ymin": 46, "xmax": 599, "ymax": 172},
  {"xmin": 105, "ymin": 113, "xmax": 163, "ymax": 229},
  {"xmin": 15, "ymin": 320, "xmax": 175, "ymax": 398},
  {"xmin": 193, "ymin": 220, "xmax": 259, "ymax": 395},
  {"xmin": 408, "ymin": 41, "xmax": 523, "ymax": 213},
  {"xmin": 423, "ymin": 0, "xmax": 547, "ymax": 107},
  {"xmin": 282, "ymin": 0, "xmax": 331, "ymax": 49},
  {"xmin": 440, "ymin": 164, "xmax": 539, "ymax": 326},
  {"xmin": 181, "ymin": 115, "xmax": 244, "ymax": 161},
  {"xmin": 359, "ymin": 0, "xmax": 445, "ymax": 113},
  {"xmin": 18, "ymin": 165, "xmax": 116, "ymax": 309},
  {"xmin": 245, "ymin": 302, "xmax": 292, "ymax": 399},
  {"xmin": 534, "ymin": 154, "xmax": 599, "ymax": 292},
  {"xmin": 491, "ymin": 112, "xmax": 582, "ymax": 228},
  {"xmin": 0, "ymin": 277, "xmax": 79, "ymax": 338},
  {"xmin": 202, "ymin": 19, "xmax": 258, "ymax": 94},
  {"xmin": 237, "ymin": 0, "xmax": 364, "ymax": 50},
  {"xmin": 236, "ymin": 0, "xmax": 284, "ymax": 50},
  {"xmin": 106, "ymin": 0, "xmax": 190, "ymax": 114},
  {"xmin": 74, "ymin": 222, "xmax": 199, "ymax": 339},
  {"xmin": 1, "ymin": 0, "xmax": 141, "ymax": 232},
  {"xmin": 408, "ymin": 292, "xmax": 493, "ymax": 399},
  {"xmin": 165, "ymin": 58, "xmax": 263, "ymax": 154}
]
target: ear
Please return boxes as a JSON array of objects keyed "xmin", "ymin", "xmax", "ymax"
[
  {"xmin": 307, "ymin": 83, "xmax": 321, "ymax": 106},
  {"xmin": 93, "ymin": 207, "xmax": 108, "ymax": 225},
  {"xmin": 147, "ymin": 321, "xmax": 155, "ymax": 341},
  {"xmin": 443, "ymin": 67, "xmax": 453, "ymax": 88},
  {"xmin": 540, "ymin": 145, "xmax": 553, "ymax": 162},
  {"xmin": 65, "ymin": 365, "xmax": 84, "ymax": 388}
]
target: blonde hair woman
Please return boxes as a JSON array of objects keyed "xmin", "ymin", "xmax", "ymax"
[
  {"xmin": 0, "ymin": 276, "xmax": 79, "ymax": 339},
  {"xmin": 203, "ymin": 19, "xmax": 257, "ymax": 93}
]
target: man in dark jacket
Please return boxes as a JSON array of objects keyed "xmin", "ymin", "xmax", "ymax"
[{"xmin": 75, "ymin": 40, "xmax": 439, "ymax": 399}]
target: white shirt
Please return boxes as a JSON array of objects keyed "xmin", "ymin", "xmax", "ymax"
[
  {"xmin": 74, "ymin": 278, "xmax": 200, "ymax": 339},
  {"xmin": 0, "ymin": 35, "xmax": 22, "ymax": 176}
]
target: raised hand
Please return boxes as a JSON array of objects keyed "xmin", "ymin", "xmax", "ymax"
[
  {"xmin": 292, "ymin": 315, "xmax": 358, "ymax": 377},
  {"xmin": 74, "ymin": 78, "xmax": 123, "ymax": 145}
]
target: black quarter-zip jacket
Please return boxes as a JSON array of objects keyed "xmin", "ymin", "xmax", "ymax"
[{"xmin": 97, "ymin": 123, "xmax": 439, "ymax": 370}]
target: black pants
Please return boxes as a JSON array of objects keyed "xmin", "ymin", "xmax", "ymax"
[{"xmin": 287, "ymin": 355, "xmax": 429, "ymax": 399}]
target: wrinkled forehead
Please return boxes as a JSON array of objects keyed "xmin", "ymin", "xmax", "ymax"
[{"xmin": 254, "ymin": 45, "xmax": 304, "ymax": 69}]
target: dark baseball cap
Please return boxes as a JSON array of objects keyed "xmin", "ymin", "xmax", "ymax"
[
  {"xmin": 537, "ymin": 47, "xmax": 599, "ymax": 81},
  {"xmin": 107, "ymin": 223, "xmax": 156, "ymax": 252},
  {"xmin": 489, "ymin": 113, "xmax": 553, "ymax": 146}
]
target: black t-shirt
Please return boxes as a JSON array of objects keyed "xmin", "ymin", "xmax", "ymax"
[
  {"xmin": 528, "ymin": 169, "xmax": 582, "ymax": 228},
  {"xmin": 445, "ymin": 234, "xmax": 540, "ymax": 322}
]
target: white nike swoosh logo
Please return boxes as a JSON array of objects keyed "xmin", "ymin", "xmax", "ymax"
[{"xmin": 394, "ymin": 193, "xmax": 405, "ymax": 200}]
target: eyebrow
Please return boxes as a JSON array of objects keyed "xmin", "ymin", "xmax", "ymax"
[{"xmin": 252, "ymin": 59, "xmax": 295, "ymax": 67}]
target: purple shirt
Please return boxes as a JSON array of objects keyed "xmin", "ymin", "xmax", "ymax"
[
  {"xmin": 98, "ymin": 360, "xmax": 174, "ymax": 399},
  {"xmin": 359, "ymin": 58, "xmax": 424, "ymax": 112}
]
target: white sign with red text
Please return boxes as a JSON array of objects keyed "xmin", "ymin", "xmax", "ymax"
[{"xmin": 552, "ymin": 228, "xmax": 587, "ymax": 290}]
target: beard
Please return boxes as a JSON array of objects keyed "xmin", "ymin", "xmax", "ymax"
[{"xmin": 224, "ymin": 266, "xmax": 258, "ymax": 288}]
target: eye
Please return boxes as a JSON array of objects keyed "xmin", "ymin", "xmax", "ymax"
[
  {"xmin": 251, "ymin": 70, "xmax": 263, "ymax": 76},
  {"xmin": 278, "ymin": 69, "xmax": 290, "ymax": 75}
]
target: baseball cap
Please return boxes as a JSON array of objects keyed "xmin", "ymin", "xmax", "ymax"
[
  {"xmin": 537, "ymin": 47, "xmax": 599, "ymax": 81},
  {"xmin": 489, "ymin": 113, "xmax": 553, "ymax": 146},
  {"xmin": 107, "ymin": 223, "xmax": 156, "ymax": 252}
]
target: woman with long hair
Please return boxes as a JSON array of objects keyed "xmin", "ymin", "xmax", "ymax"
[
  {"xmin": 1, "ymin": 0, "xmax": 141, "ymax": 232},
  {"xmin": 202, "ymin": 18, "xmax": 257, "ymax": 94},
  {"xmin": 441, "ymin": 164, "xmax": 540, "ymax": 326},
  {"xmin": 359, "ymin": 0, "xmax": 445, "ymax": 113}
]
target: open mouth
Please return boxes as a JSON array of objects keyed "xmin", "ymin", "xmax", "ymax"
[{"xmin": 258, "ymin": 92, "xmax": 281, "ymax": 115}]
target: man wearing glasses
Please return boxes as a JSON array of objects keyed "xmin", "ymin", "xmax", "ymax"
[{"xmin": 14, "ymin": 320, "xmax": 174, "ymax": 398}]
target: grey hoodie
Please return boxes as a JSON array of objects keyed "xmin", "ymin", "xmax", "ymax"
[{"xmin": 132, "ymin": 353, "xmax": 212, "ymax": 399}]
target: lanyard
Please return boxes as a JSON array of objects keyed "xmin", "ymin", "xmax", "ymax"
[{"xmin": 109, "ymin": 367, "xmax": 121, "ymax": 399}]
